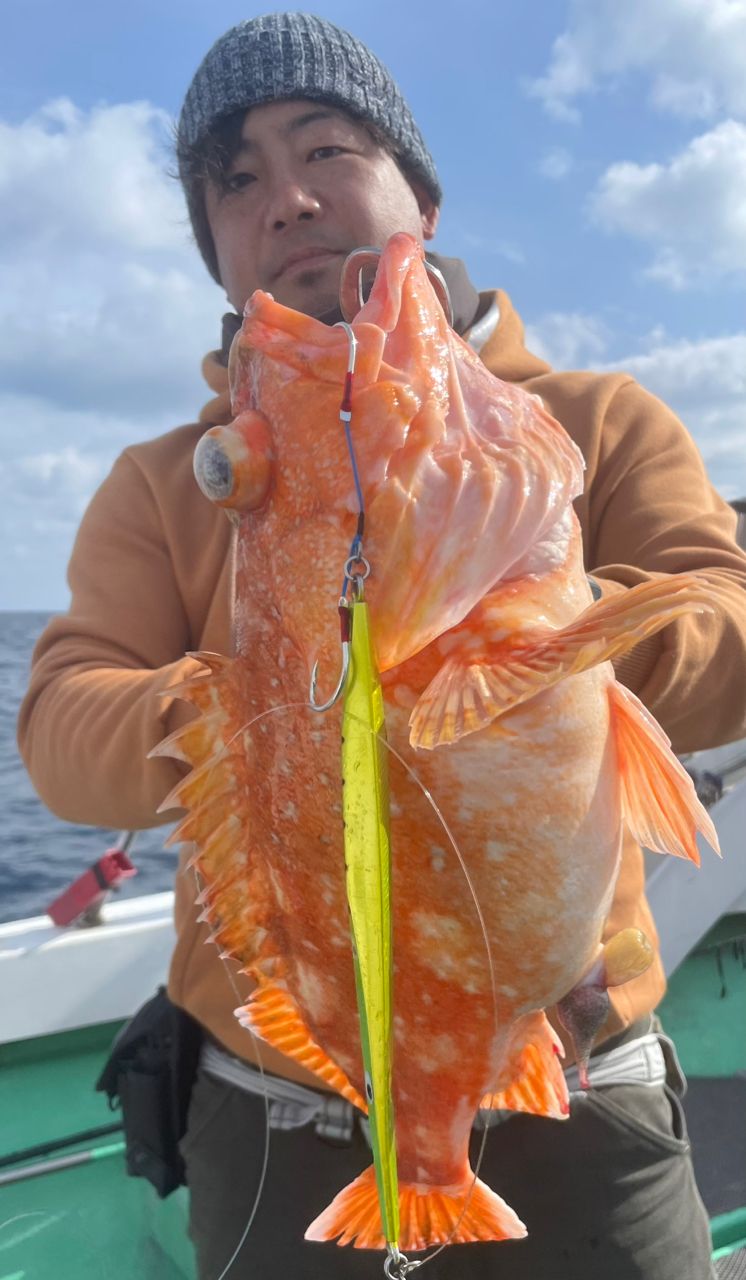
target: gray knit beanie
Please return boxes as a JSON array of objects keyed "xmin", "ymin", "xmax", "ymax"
[{"xmin": 177, "ymin": 12, "xmax": 441, "ymax": 283}]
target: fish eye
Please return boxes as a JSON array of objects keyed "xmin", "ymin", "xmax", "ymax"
[{"xmin": 194, "ymin": 434, "xmax": 234, "ymax": 502}]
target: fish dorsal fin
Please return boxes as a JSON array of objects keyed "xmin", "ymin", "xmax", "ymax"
[
  {"xmin": 607, "ymin": 681, "xmax": 719, "ymax": 863},
  {"xmin": 151, "ymin": 653, "xmax": 287, "ymax": 976},
  {"xmin": 236, "ymin": 983, "xmax": 366, "ymax": 1112},
  {"xmin": 410, "ymin": 574, "xmax": 716, "ymax": 749},
  {"xmin": 480, "ymin": 1011, "xmax": 569, "ymax": 1119}
]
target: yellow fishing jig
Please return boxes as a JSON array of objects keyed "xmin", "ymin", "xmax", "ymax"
[{"xmin": 308, "ymin": 321, "xmax": 413, "ymax": 1277}]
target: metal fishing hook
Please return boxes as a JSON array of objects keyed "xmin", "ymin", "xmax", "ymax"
[
  {"xmin": 339, "ymin": 245, "xmax": 454, "ymax": 326},
  {"xmin": 308, "ymin": 600, "xmax": 352, "ymax": 712}
]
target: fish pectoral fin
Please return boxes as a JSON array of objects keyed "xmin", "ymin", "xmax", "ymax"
[
  {"xmin": 235, "ymin": 983, "xmax": 367, "ymax": 1112},
  {"xmin": 608, "ymin": 680, "xmax": 720, "ymax": 863},
  {"xmin": 410, "ymin": 573, "xmax": 716, "ymax": 748},
  {"xmin": 556, "ymin": 928, "xmax": 655, "ymax": 1088},
  {"xmin": 480, "ymin": 1011, "xmax": 569, "ymax": 1120},
  {"xmin": 305, "ymin": 1163, "xmax": 526, "ymax": 1250}
]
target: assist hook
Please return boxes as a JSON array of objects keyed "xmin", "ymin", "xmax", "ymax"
[{"xmin": 339, "ymin": 245, "xmax": 454, "ymax": 326}]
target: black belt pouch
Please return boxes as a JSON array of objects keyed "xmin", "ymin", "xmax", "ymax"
[{"xmin": 96, "ymin": 986, "xmax": 203, "ymax": 1197}]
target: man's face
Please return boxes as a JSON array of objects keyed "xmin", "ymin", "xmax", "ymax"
[{"xmin": 204, "ymin": 99, "xmax": 439, "ymax": 317}]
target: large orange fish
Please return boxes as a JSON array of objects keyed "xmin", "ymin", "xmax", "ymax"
[{"xmin": 154, "ymin": 233, "xmax": 718, "ymax": 1255}]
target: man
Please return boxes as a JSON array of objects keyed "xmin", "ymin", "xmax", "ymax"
[{"xmin": 18, "ymin": 13, "xmax": 746, "ymax": 1280}]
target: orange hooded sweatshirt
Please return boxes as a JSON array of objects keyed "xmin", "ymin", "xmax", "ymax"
[{"xmin": 18, "ymin": 290, "xmax": 746, "ymax": 1080}]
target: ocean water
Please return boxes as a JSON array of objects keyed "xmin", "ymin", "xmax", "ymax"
[{"xmin": 0, "ymin": 611, "xmax": 176, "ymax": 924}]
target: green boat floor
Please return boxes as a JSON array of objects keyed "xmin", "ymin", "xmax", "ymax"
[
  {"xmin": 0, "ymin": 1024, "xmax": 195, "ymax": 1280},
  {"xmin": 3, "ymin": 923, "xmax": 744, "ymax": 1279},
  {"xmin": 659, "ymin": 913, "xmax": 746, "ymax": 1078}
]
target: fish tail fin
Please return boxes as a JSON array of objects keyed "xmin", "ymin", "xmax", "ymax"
[
  {"xmin": 480, "ymin": 1011, "xmax": 569, "ymax": 1119},
  {"xmin": 305, "ymin": 1164, "xmax": 526, "ymax": 1250},
  {"xmin": 608, "ymin": 680, "xmax": 720, "ymax": 864},
  {"xmin": 410, "ymin": 573, "xmax": 715, "ymax": 748}
]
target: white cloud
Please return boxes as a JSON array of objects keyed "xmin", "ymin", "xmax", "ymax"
[
  {"xmin": 0, "ymin": 98, "xmax": 185, "ymax": 253},
  {"xmin": 0, "ymin": 98, "xmax": 228, "ymax": 606},
  {"xmin": 525, "ymin": 311, "xmax": 609, "ymax": 369},
  {"xmin": 527, "ymin": 0, "xmax": 746, "ymax": 122},
  {"xmin": 589, "ymin": 120, "xmax": 746, "ymax": 286},
  {"xmin": 0, "ymin": 97, "xmax": 223, "ymax": 418},
  {"xmin": 604, "ymin": 332, "xmax": 746, "ymax": 499},
  {"xmin": 538, "ymin": 148, "xmax": 574, "ymax": 180},
  {"xmin": 525, "ymin": 314, "xmax": 746, "ymax": 499}
]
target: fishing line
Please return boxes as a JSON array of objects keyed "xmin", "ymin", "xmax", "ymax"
[
  {"xmin": 191, "ymin": 864, "xmax": 272, "ymax": 1280},
  {"xmin": 180, "ymin": 296, "xmax": 501, "ymax": 1271},
  {"xmin": 183, "ymin": 691, "xmax": 501, "ymax": 1273},
  {"xmin": 334, "ymin": 320, "xmax": 366, "ymax": 592},
  {"xmin": 369, "ymin": 730, "xmax": 501, "ymax": 1273},
  {"xmin": 182, "ymin": 698, "xmax": 308, "ymax": 1280}
]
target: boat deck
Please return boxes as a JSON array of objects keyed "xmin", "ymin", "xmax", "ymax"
[
  {"xmin": 0, "ymin": 1022, "xmax": 193, "ymax": 1279},
  {"xmin": 1, "ymin": 1013, "xmax": 744, "ymax": 1278}
]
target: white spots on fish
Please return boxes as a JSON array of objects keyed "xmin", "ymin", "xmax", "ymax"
[
  {"xmin": 267, "ymin": 866, "xmax": 289, "ymax": 911},
  {"xmin": 485, "ymin": 839, "xmax": 509, "ymax": 864},
  {"xmin": 318, "ymin": 772, "xmax": 330, "ymax": 788},
  {"xmin": 436, "ymin": 630, "xmax": 475, "ymax": 657},
  {"xmin": 284, "ymin": 801, "xmax": 299, "ymax": 822},
  {"xmin": 295, "ymin": 963, "xmax": 331, "ymax": 1023},
  {"xmin": 390, "ymin": 798, "xmax": 404, "ymax": 819},
  {"xmin": 430, "ymin": 845, "xmax": 447, "ymax": 873},
  {"xmin": 429, "ymin": 1033, "xmax": 457, "ymax": 1066},
  {"xmin": 412, "ymin": 912, "xmax": 467, "ymax": 946},
  {"xmin": 498, "ymin": 983, "xmax": 517, "ymax": 998},
  {"xmin": 309, "ymin": 730, "xmax": 325, "ymax": 746},
  {"xmin": 318, "ymin": 871, "xmax": 338, "ymax": 907},
  {"xmin": 269, "ymin": 677, "xmax": 280, "ymax": 689}
]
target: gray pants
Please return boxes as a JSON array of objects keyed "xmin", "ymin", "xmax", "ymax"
[{"xmin": 181, "ymin": 1059, "xmax": 715, "ymax": 1279}]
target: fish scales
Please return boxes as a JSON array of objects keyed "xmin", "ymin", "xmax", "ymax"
[{"xmin": 159, "ymin": 231, "xmax": 720, "ymax": 1255}]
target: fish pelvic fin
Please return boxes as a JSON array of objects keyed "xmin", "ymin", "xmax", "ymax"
[
  {"xmin": 608, "ymin": 681, "xmax": 720, "ymax": 864},
  {"xmin": 236, "ymin": 983, "xmax": 367, "ymax": 1112},
  {"xmin": 410, "ymin": 573, "xmax": 716, "ymax": 749},
  {"xmin": 480, "ymin": 1011, "xmax": 569, "ymax": 1120},
  {"xmin": 305, "ymin": 1163, "xmax": 526, "ymax": 1251}
]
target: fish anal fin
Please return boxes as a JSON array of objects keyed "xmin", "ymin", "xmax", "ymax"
[
  {"xmin": 305, "ymin": 1164, "xmax": 526, "ymax": 1250},
  {"xmin": 608, "ymin": 681, "xmax": 719, "ymax": 863},
  {"xmin": 481, "ymin": 1011, "xmax": 569, "ymax": 1119},
  {"xmin": 410, "ymin": 573, "xmax": 716, "ymax": 749},
  {"xmin": 236, "ymin": 984, "xmax": 366, "ymax": 1112}
]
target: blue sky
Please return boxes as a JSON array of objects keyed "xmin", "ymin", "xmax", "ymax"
[{"xmin": 1, "ymin": 0, "xmax": 745, "ymax": 608}]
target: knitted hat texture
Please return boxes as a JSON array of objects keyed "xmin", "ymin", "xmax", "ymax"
[{"xmin": 177, "ymin": 12, "xmax": 441, "ymax": 282}]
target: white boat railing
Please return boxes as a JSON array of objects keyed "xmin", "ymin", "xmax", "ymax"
[{"xmin": 0, "ymin": 891, "xmax": 175, "ymax": 1044}]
